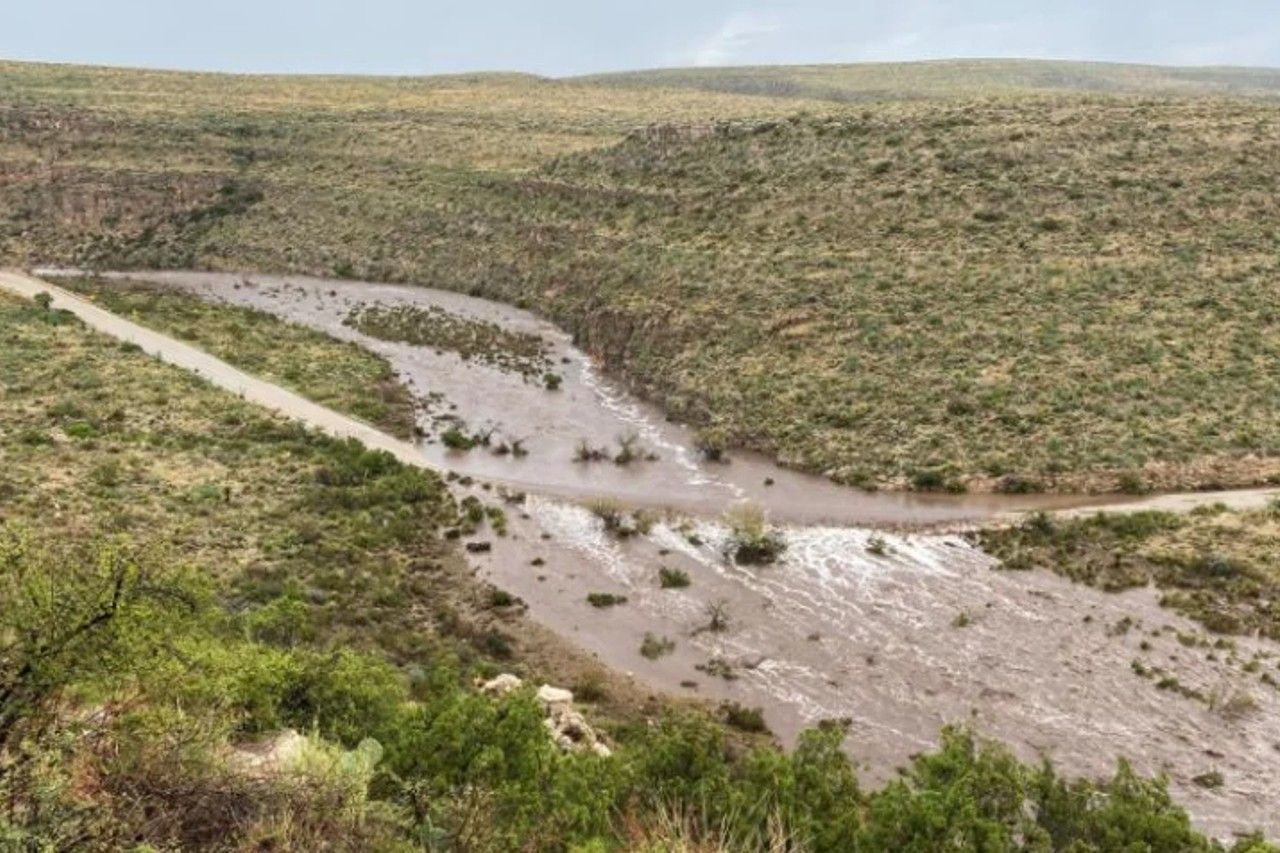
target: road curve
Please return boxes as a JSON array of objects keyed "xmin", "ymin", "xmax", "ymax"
[
  {"xmin": 0, "ymin": 269, "xmax": 430, "ymax": 470},
  {"xmin": 3, "ymin": 268, "xmax": 1276, "ymax": 523}
]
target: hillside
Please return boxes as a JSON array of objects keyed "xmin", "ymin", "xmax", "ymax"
[
  {"xmin": 4, "ymin": 265, "xmax": 1275, "ymax": 851},
  {"xmin": 2, "ymin": 60, "xmax": 1280, "ymax": 492},
  {"xmin": 580, "ymin": 58, "xmax": 1280, "ymax": 101}
]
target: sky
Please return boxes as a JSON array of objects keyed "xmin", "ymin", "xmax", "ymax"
[{"xmin": 3, "ymin": 1, "xmax": 1279, "ymax": 77}]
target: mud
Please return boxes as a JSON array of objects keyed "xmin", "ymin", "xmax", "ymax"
[
  {"xmin": 28, "ymin": 269, "xmax": 1280, "ymax": 840},
  {"xmin": 54, "ymin": 269, "xmax": 1150, "ymax": 526}
]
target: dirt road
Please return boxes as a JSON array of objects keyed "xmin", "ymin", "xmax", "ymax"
[
  {"xmin": 0, "ymin": 270, "xmax": 429, "ymax": 470},
  {"xmin": 6, "ymin": 268, "xmax": 1280, "ymax": 838}
]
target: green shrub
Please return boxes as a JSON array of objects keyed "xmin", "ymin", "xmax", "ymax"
[
  {"xmin": 639, "ymin": 633, "xmax": 676, "ymax": 660},
  {"xmin": 441, "ymin": 426, "xmax": 477, "ymax": 451},
  {"xmin": 658, "ymin": 566, "xmax": 691, "ymax": 588},
  {"xmin": 721, "ymin": 702, "xmax": 768, "ymax": 733},
  {"xmin": 724, "ymin": 503, "xmax": 786, "ymax": 565}
]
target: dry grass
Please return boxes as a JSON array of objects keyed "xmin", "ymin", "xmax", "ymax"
[
  {"xmin": 580, "ymin": 58, "xmax": 1280, "ymax": 102},
  {"xmin": 980, "ymin": 502, "xmax": 1280, "ymax": 638},
  {"xmin": 60, "ymin": 276, "xmax": 417, "ymax": 437},
  {"xmin": 4, "ymin": 60, "xmax": 1280, "ymax": 492}
]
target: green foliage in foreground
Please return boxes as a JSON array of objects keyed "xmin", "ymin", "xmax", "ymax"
[
  {"xmin": 0, "ymin": 287, "xmax": 1273, "ymax": 850},
  {"xmin": 3, "ymin": 531, "xmax": 1275, "ymax": 852}
]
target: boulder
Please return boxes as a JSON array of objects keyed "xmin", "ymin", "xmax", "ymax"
[
  {"xmin": 230, "ymin": 729, "xmax": 307, "ymax": 776},
  {"xmin": 536, "ymin": 684, "xmax": 574, "ymax": 708},
  {"xmin": 544, "ymin": 700, "xmax": 611, "ymax": 757},
  {"xmin": 480, "ymin": 673, "xmax": 524, "ymax": 697}
]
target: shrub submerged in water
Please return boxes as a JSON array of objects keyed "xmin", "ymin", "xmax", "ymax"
[{"xmin": 724, "ymin": 502, "xmax": 786, "ymax": 565}]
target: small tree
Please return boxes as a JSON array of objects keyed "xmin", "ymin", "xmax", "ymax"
[{"xmin": 0, "ymin": 527, "xmax": 204, "ymax": 752}]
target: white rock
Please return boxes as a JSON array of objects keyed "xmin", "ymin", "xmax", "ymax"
[
  {"xmin": 536, "ymin": 684, "xmax": 574, "ymax": 708},
  {"xmin": 480, "ymin": 673, "xmax": 523, "ymax": 696},
  {"xmin": 230, "ymin": 729, "xmax": 307, "ymax": 776}
]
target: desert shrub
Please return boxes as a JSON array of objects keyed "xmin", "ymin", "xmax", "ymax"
[
  {"xmin": 584, "ymin": 498, "xmax": 652, "ymax": 538},
  {"xmin": 909, "ymin": 466, "xmax": 966, "ymax": 493},
  {"xmin": 613, "ymin": 431, "xmax": 643, "ymax": 465},
  {"xmin": 586, "ymin": 592, "xmax": 627, "ymax": 608},
  {"xmin": 724, "ymin": 503, "xmax": 786, "ymax": 565},
  {"xmin": 658, "ymin": 566, "xmax": 691, "ymax": 588},
  {"xmin": 694, "ymin": 426, "xmax": 730, "ymax": 462},
  {"xmin": 0, "ymin": 527, "xmax": 207, "ymax": 752},
  {"xmin": 441, "ymin": 426, "xmax": 477, "ymax": 451},
  {"xmin": 639, "ymin": 633, "xmax": 676, "ymax": 660},
  {"xmin": 721, "ymin": 702, "xmax": 768, "ymax": 733}
]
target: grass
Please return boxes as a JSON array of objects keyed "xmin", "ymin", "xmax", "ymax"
[
  {"xmin": 59, "ymin": 276, "xmax": 417, "ymax": 438},
  {"xmin": 580, "ymin": 59, "xmax": 1280, "ymax": 102},
  {"xmin": 0, "ymin": 289, "xmax": 454, "ymax": 659},
  {"xmin": 724, "ymin": 503, "xmax": 786, "ymax": 565},
  {"xmin": 0, "ymin": 297, "xmax": 502, "ymax": 770},
  {"xmin": 658, "ymin": 566, "xmax": 691, "ymax": 588},
  {"xmin": 5, "ymin": 61, "xmax": 1280, "ymax": 491},
  {"xmin": 6, "ymin": 63, "xmax": 1280, "ymax": 491},
  {"xmin": 0, "ymin": 289, "xmax": 654, "ymax": 708},
  {"xmin": 344, "ymin": 301, "xmax": 553, "ymax": 378},
  {"xmin": 980, "ymin": 503, "xmax": 1280, "ymax": 639}
]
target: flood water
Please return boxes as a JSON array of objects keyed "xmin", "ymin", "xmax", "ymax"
[
  {"xmin": 64, "ymin": 270, "xmax": 1124, "ymax": 526},
  {"xmin": 49, "ymin": 269, "xmax": 1280, "ymax": 840}
]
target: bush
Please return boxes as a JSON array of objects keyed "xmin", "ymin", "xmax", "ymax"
[
  {"xmin": 658, "ymin": 566, "xmax": 691, "ymax": 588},
  {"xmin": 724, "ymin": 503, "xmax": 786, "ymax": 565},
  {"xmin": 441, "ymin": 426, "xmax": 477, "ymax": 451},
  {"xmin": 721, "ymin": 702, "xmax": 768, "ymax": 733},
  {"xmin": 639, "ymin": 633, "xmax": 675, "ymax": 659},
  {"xmin": 694, "ymin": 426, "xmax": 730, "ymax": 462},
  {"xmin": 909, "ymin": 467, "xmax": 965, "ymax": 493}
]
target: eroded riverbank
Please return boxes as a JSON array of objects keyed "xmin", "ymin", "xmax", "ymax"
[
  {"xmin": 23, "ymin": 269, "xmax": 1280, "ymax": 840},
  {"xmin": 49, "ymin": 268, "xmax": 1142, "ymax": 527}
]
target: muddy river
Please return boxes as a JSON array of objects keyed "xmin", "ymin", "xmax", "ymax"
[{"xmin": 47, "ymin": 270, "xmax": 1280, "ymax": 840}]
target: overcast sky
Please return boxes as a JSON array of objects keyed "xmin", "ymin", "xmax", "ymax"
[{"xmin": 4, "ymin": 1, "xmax": 1278, "ymax": 76}]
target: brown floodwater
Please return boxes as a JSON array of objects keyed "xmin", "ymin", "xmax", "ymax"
[
  {"xmin": 39, "ymin": 269, "xmax": 1280, "ymax": 841},
  {"xmin": 47, "ymin": 269, "xmax": 1136, "ymax": 526}
]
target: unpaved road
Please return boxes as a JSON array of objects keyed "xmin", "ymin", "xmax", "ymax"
[
  {"xmin": 6, "ymin": 268, "xmax": 1280, "ymax": 840},
  {"xmin": 0, "ymin": 271, "xmax": 429, "ymax": 469},
  {"xmin": 37, "ymin": 267, "xmax": 1280, "ymax": 528}
]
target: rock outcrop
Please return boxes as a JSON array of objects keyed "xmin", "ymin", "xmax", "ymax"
[{"xmin": 480, "ymin": 675, "xmax": 611, "ymax": 757}]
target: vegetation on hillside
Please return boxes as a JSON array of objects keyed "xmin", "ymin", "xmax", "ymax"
[
  {"xmin": 61, "ymin": 276, "xmax": 417, "ymax": 437},
  {"xmin": 3, "ymin": 62, "xmax": 1279, "ymax": 491},
  {"xmin": 3, "ymin": 290, "xmax": 1274, "ymax": 847},
  {"xmin": 579, "ymin": 58, "xmax": 1280, "ymax": 102},
  {"xmin": 982, "ymin": 503, "xmax": 1280, "ymax": 640}
]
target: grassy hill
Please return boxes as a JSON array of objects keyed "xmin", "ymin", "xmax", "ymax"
[
  {"xmin": 2, "ymin": 278, "xmax": 1269, "ymax": 853},
  {"xmin": 3, "ymin": 59, "xmax": 1280, "ymax": 492},
  {"xmin": 579, "ymin": 58, "xmax": 1280, "ymax": 102}
]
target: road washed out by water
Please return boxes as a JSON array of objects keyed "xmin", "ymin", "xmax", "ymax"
[{"xmin": 30, "ymin": 269, "xmax": 1280, "ymax": 839}]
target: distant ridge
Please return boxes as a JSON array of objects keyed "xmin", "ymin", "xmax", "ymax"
[{"xmin": 573, "ymin": 58, "xmax": 1280, "ymax": 101}]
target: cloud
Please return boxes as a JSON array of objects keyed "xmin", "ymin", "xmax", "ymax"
[{"xmin": 691, "ymin": 10, "xmax": 782, "ymax": 66}]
